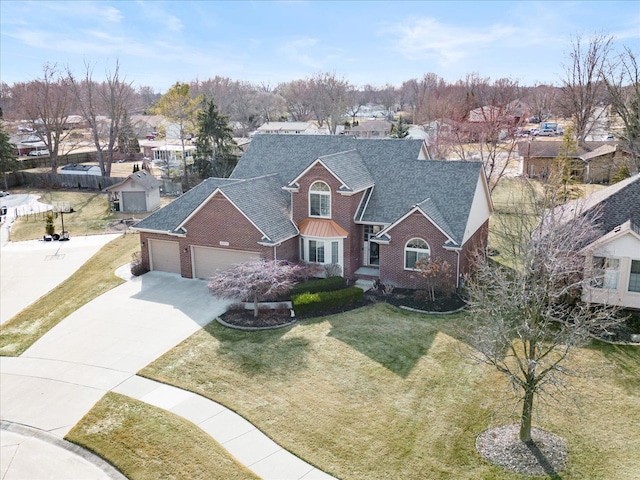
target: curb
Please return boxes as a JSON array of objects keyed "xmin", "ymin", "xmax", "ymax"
[
  {"xmin": 215, "ymin": 316, "xmax": 297, "ymax": 331},
  {"xmin": 1, "ymin": 420, "xmax": 127, "ymax": 480}
]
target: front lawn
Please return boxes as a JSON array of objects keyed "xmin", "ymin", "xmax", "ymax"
[
  {"xmin": 66, "ymin": 392, "xmax": 259, "ymax": 480},
  {"xmin": 140, "ymin": 303, "xmax": 640, "ymax": 480},
  {"xmin": 0, "ymin": 233, "xmax": 139, "ymax": 356}
]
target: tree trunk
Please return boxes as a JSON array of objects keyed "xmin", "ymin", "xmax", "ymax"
[
  {"xmin": 519, "ymin": 387, "xmax": 534, "ymax": 442},
  {"xmin": 253, "ymin": 293, "xmax": 259, "ymax": 318}
]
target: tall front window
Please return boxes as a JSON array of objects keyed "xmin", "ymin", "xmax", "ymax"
[
  {"xmin": 309, "ymin": 181, "xmax": 331, "ymax": 218},
  {"xmin": 629, "ymin": 260, "xmax": 640, "ymax": 293},
  {"xmin": 593, "ymin": 257, "xmax": 620, "ymax": 289},
  {"xmin": 309, "ymin": 240, "xmax": 325, "ymax": 263},
  {"xmin": 405, "ymin": 238, "xmax": 430, "ymax": 270}
]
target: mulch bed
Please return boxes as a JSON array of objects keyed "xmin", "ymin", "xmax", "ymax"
[
  {"xmin": 367, "ymin": 288, "xmax": 467, "ymax": 313},
  {"xmin": 218, "ymin": 290, "xmax": 465, "ymax": 329},
  {"xmin": 476, "ymin": 424, "xmax": 568, "ymax": 475}
]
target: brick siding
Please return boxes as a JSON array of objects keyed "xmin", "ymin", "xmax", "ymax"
[
  {"xmin": 379, "ymin": 211, "xmax": 458, "ymax": 289},
  {"xmin": 291, "ymin": 163, "xmax": 365, "ymax": 279},
  {"xmin": 140, "ymin": 192, "xmax": 298, "ymax": 278}
]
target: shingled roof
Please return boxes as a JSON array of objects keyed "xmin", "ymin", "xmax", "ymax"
[
  {"xmin": 517, "ymin": 140, "xmax": 618, "ymax": 159},
  {"xmin": 106, "ymin": 170, "xmax": 161, "ymax": 192},
  {"xmin": 566, "ymin": 173, "xmax": 640, "ymax": 234},
  {"xmin": 235, "ymin": 135, "xmax": 481, "ymax": 246},
  {"xmin": 133, "ymin": 175, "xmax": 297, "ymax": 243},
  {"xmin": 136, "ymin": 135, "xmax": 484, "ymax": 247}
]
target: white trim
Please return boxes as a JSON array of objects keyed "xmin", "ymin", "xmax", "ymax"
[
  {"xmin": 404, "ymin": 237, "xmax": 431, "ymax": 271},
  {"xmin": 287, "ymin": 158, "xmax": 374, "ymax": 194},
  {"xmin": 299, "ymin": 235, "xmax": 344, "ymax": 270},
  {"xmin": 132, "ymin": 227, "xmax": 186, "ymax": 238},
  {"xmin": 309, "ymin": 180, "xmax": 332, "ymax": 219},
  {"xmin": 355, "ymin": 186, "xmax": 375, "ymax": 223},
  {"xmin": 289, "ymin": 159, "xmax": 346, "ymax": 189}
]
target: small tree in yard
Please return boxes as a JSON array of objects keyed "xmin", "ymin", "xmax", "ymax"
[
  {"xmin": 463, "ymin": 179, "xmax": 622, "ymax": 454},
  {"xmin": 208, "ymin": 259, "xmax": 303, "ymax": 318},
  {"xmin": 415, "ymin": 256, "xmax": 452, "ymax": 301}
]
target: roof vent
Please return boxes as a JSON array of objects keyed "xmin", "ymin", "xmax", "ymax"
[{"xmin": 614, "ymin": 225, "xmax": 622, "ymax": 233}]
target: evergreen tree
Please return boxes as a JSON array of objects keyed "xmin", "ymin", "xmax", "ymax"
[
  {"xmin": 390, "ymin": 116, "xmax": 409, "ymax": 138},
  {"xmin": 610, "ymin": 164, "xmax": 631, "ymax": 184},
  {"xmin": 194, "ymin": 98, "xmax": 238, "ymax": 179},
  {"xmin": 548, "ymin": 127, "xmax": 583, "ymax": 202},
  {"xmin": 0, "ymin": 121, "xmax": 18, "ymax": 190}
]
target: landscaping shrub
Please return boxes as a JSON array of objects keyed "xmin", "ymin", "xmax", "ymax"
[
  {"xmin": 291, "ymin": 276, "xmax": 346, "ymax": 296},
  {"xmin": 130, "ymin": 251, "xmax": 149, "ymax": 276},
  {"xmin": 293, "ymin": 286, "xmax": 363, "ymax": 316}
]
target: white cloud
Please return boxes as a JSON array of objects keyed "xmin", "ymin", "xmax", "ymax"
[
  {"xmin": 390, "ymin": 17, "xmax": 523, "ymax": 65},
  {"xmin": 279, "ymin": 37, "xmax": 323, "ymax": 69}
]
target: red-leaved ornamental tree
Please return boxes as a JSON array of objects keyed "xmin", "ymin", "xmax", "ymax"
[{"xmin": 208, "ymin": 259, "xmax": 303, "ymax": 317}]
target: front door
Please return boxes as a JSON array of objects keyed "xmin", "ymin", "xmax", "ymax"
[{"xmin": 364, "ymin": 225, "xmax": 382, "ymax": 266}]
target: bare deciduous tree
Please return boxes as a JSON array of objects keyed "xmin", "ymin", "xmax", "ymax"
[
  {"xmin": 463, "ymin": 179, "xmax": 621, "ymax": 443},
  {"xmin": 67, "ymin": 60, "xmax": 134, "ymax": 176},
  {"xmin": 16, "ymin": 64, "xmax": 72, "ymax": 174},
  {"xmin": 525, "ymin": 84, "xmax": 559, "ymax": 122},
  {"xmin": 445, "ymin": 77, "xmax": 525, "ymax": 192},
  {"xmin": 560, "ymin": 33, "xmax": 613, "ymax": 146},
  {"xmin": 601, "ymin": 46, "xmax": 640, "ymax": 171},
  {"xmin": 310, "ymin": 72, "xmax": 352, "ymax": 134},
  {"xmin": 277, "ymin": 79, "xmax": 315, "ymax": 122}
]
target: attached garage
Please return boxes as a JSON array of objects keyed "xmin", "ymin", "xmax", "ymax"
[
  {"xmin": 149, "ymin": 239, "xmax": 181, "ymax": 274},
  {"xmin": 192, "ymin": 246, "xmax": 259, "ymax": 279}
]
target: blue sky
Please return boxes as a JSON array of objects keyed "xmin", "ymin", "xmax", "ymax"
[{"xmin": 1, "ymin": 1, "xmax": 638, "ymax": 93}]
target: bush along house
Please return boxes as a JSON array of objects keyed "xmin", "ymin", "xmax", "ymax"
[{"xmin": 132, "ymin": 135, "xmax": 492, "ymax": 289}]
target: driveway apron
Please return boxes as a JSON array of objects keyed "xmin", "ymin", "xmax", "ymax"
[{"xmin": 1, "ymin": 271, "xmax": 228, "ymax": 436}]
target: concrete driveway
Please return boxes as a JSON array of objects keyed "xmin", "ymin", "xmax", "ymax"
[
  {"xmin": 1, "ymin": 271, "xmax": 228, "ymax": 436},
  {"xmin": 0, "ymin": 234, "xmax": 123, "ymax": 324}
]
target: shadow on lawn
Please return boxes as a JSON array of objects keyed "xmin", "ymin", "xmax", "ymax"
[
  {"xmin": 204, "ymin": 321, "xmax": 312, "ymax": 377},
  {"xmin": 326, "ymin": 306, "xmax": 445, "ymax": 378}
]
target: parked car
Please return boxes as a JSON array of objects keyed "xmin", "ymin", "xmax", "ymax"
[
  {"xmin": 535, "ymin": 129, "xmax": 555, "ymax": 137},
  {"xmin": 28, "ymin": 149, "xmax": 50, "ymax": 156}
]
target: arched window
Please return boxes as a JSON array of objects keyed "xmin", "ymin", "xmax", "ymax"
[
  {"xmin": 309, "ymin": 181, "xmax": 331, "ymax": 218},
  {"xmin": 405, "ymin": 238, "xmax": 430, "ymax": 270}
]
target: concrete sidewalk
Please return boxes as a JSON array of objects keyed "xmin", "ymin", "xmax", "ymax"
[
  {"xmin": 0, "ymin": 270, "xmax": 337, "ymax": 479},
  {"xmin": 0, "ymin": 233, "xmax": 123, "ymax": 324},
  {"xmin": 1, "ymin": 421, "xmax": 126, "ymax": 480}
]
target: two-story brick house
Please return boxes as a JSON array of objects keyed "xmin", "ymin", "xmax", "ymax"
[{"xmin": 133, "ymin": 135, "xmax": 492, "ymax": 289}]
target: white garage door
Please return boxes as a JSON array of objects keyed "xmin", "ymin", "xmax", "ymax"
[
  {"xmin": 122, "ymin": 191, "xmax": 147, "ymax": 212},
  {"xmin": 149, "ymin": 239, "xmax": 181, "ymax": 274},
  {"xmin": 192, "ymin": 246, "xmax": 259, "ymax": 279}
]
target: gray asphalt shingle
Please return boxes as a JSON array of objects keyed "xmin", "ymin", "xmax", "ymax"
[{"xmin": 138, "ymin": 135, "xmax": 482, "ymax": 246}]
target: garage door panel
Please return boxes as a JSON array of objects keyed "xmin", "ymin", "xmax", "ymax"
[
  {"xmin": 193, "ymin": 246, "xmax": 258, "ymax": 279},
  {"xmin": 149, "ymin": 239, "xmax": 181, "ymax": 274},
  {"xmin": 122, "ymin": 192, "xmax": 146, "ymax": 212}
]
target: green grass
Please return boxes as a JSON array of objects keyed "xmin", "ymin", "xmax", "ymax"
[
  {"xmin": 0, "ymin": 233, "xmax": 140, "ymax": 356},
  {"xmin": 140, "ymin": 303, "xmax": 640, "ymax": 480},
  {"xmin": 66, "ymin": 392, "xmax": 259, "ymax": 480},
  {"xmin": 9, "ymin": 190, "xmax": 141, "ymax": 241}
]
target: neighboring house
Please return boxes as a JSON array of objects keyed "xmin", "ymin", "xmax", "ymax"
[
  {"xmin": 256, "ymin": 122, "xmax": 322, "ymax": 135},
  {"xmin": 574, "ymin": 174, "xmax": 640, "ymax": 309},
  {"xmin": 59, "ymin": 164, "xmax": 102, "ymax": 176},
  {"xmin": 105, "ymin": 170, "xmax": 162, "ymax": 213},
  {"xmin": 132, "ymin": 135, "xmax": 492, "ymax": 288},
  {"xmin": 518, "ymin": 140, "xmax": 637, "ymax": 183},
  {"xmin": 344, "ymin": 120, "xmax": 392, "ymax": 138}
]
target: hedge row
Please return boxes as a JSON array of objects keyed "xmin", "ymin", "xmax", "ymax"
[
  {"xmin": 292, "ymin": 286, "xmax": 364, "ymax": 316},
  {"xmin": 290, "ymin": 276, "xmax": 346, "ymax": 296}
]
